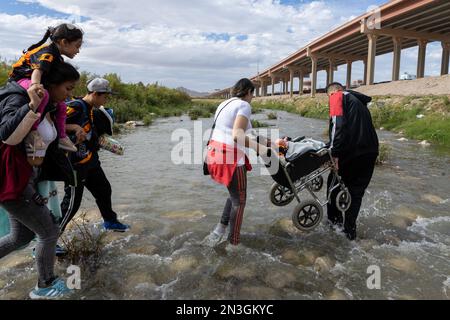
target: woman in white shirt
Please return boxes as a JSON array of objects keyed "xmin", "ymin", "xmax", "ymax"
[{"xmin": 206, "ymin": 78, "xmax": 272, "ymax": 247}]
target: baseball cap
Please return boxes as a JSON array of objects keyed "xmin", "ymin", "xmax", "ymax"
[{"xmin": 87, "ymin": 78, "xmax": 113, "ymax": 93}]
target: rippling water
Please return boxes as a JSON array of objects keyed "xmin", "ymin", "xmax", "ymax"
[{"xmin": 1, "ymin": 110, "xmax": 449, "ymax": 300}]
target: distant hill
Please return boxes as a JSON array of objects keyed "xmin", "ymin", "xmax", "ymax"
[{"xmin": 176, "ymin": 87, "xmax": 210, "ymax": 98}]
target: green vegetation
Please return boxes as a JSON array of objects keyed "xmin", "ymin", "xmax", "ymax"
[
  {"xmin": 251, "ymin": 119, "xmax": 269, "ymax": 128},
  {"xmin": 0, "ymin": 61, "xmax": 194, "ymax": 125},
  {"xmin": 370, "ymin": 96, "xmax": 450, "ymax": 148},
  {"xmin": 0, "ymin": 61, "xmax": 8, "ymax": 85},
  {"xmin": 74, "ymin": 72, "xmax": 192, "ymax": 123},
  {"xmin": 267, "ymin": 112, "xmax": 278, "ymax": 120},
  {"xmin": 376, "ymin": 142, "xmax": 391, "ymax": 165},
  {"xmin": 61, "ymin": 212, "xmax": 107, "ymax": 273}
]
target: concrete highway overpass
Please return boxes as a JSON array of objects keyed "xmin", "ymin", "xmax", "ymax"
[{"xmin": 211, "ymin": 0, "xmax": 450, "ymax": 99}]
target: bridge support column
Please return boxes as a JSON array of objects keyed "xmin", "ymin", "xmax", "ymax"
[
  {"xmin": 346, "ymin": 61, "xmax": 352, "ymax": 89},
  {"xmin": 299, "ymin": 70, "xmax": 304, "ymax": 96},
  {"xmin": 271, "ymin": 76, "xmax": 275, "ymax": 96},
  {"xmin": 366, "ymin": 34, "xmax": 378, "ymax": 85},
  {"xmin": 417, "ymin": 39, "xmax": 427, "ymax": 79},
  {"xmin": 392, "ymin": 37, "xmax": 402, "ymax": 81},
  {"xmin": 441, "ymin": 42, "xmax": 450, "ymax": 76},
  {"xmin": 328, "ymin": 59, "xmax": 335, "ymax": 85},
  {"xmin": 310, "ymin": 56, "xmax": 318, "ymax": 97},
  {"xmin": 289, "ymin": 69, "xmax": 294, "ymax": 97}
]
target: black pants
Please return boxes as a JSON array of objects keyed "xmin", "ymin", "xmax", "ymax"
[
  {"xmin": 60, "ymin": 164, "xmax": 118, "ymax": 233},
  {"xmin": 327, "ymin": 153, "xmax": 377, "ymax": 240}
]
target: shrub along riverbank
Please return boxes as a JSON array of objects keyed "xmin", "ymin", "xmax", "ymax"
[{"xmin": 1, "ymin": 62, "xmax": 193, "ymax": 125}]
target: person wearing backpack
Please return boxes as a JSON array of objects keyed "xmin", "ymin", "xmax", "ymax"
[{"xmin": 59, "ymin": 78, "xmax": 130, "ymax": 236}]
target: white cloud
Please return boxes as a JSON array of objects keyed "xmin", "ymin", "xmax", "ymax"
[{"xmin": 1, "ymin": 1, "xmax": 447, "ymax": 91}]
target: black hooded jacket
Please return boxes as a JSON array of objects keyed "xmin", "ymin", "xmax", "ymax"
[
  {"xmin": 0, "ymin": 81, "xmax": 34, "ymax": 142},
  {"xmin": 328, "ymin": 90, "xmax": 379, "ymax": 164},
  {"xmin": 0, "ymin": 81, "xmax": 76, "ymax": 186}
]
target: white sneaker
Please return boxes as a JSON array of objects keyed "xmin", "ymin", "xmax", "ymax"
[
  {"xmin": 203, "ymin": 223, "xmax": 227, "ymax": 246},
  {"xmin": 58, "ymin": 137, "xmax": 77, "ymax": 152}
]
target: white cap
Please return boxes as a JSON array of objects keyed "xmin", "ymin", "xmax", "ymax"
[{"xmin": 87, "ymin": 78, "xmax": 112, "ymax": 93}]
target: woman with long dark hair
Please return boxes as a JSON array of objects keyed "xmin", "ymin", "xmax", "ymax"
[
  {"xmin": 0, "ymin": 62, "xmax": 80, "ymax": 299},
  {"xmin": 205, "ymin": 78, "xmax": 272, "ymax": 248}
]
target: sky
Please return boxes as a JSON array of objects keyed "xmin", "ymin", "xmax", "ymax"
[{"xmin": 0, "ymin": 0, "xmax": 446, "ymax": 92}]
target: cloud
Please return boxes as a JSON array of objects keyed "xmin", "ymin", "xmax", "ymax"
[{"xmin": 1, "ymin": 0, "xmax": 447, "ymax": 91}]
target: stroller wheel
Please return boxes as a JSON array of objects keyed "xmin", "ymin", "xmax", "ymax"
[
  {"xmin": 309, "ymin": 176, "xmax": 324, "ymax": 192},
  {"xmin": 336, "ymin": 190, "xmax": 352, "ymax": 212},
  {"xmin": 270, "ymin": 183, "xmax": 295, "ymax": 207},
  {"xmin": 292, "ymin": 200, "xmax": 323, "ymax": 231}
]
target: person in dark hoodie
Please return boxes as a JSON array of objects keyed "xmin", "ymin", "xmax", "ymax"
[
  {"xmin": 0, "ymin": 61, "xmax": 79, "ymax": 299},
  {"xmin": 326, "ymin": 82, "xmax": 379, "ymax": 240}
]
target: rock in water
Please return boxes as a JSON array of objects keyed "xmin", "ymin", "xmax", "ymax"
[
  {"xmin": 422, "ymin": 194, "xmax": 444, "ymax": 204},
  {"xmin": 215, "ymin": 262, "xmax": 257, "ymax": 281},
  {"xmin": 388, "ymin": 256, "xmax": 419, "ymax": 273},
  {"xmin": 263, "ymin": 269, "xmax": 297, "ymax": 289},
  {"xmin": 170, "ymin": 255, "xmax": 199, "ymax": 273},
  {"xmin": 269, "ymin": 218, "xmax": 304, "ymax": 238},
  {"xmin": 326, "ymin": 289, "xmax": 348, "ymax": 300},
  {"xmin": 389, "ymin": 205, "xmax": 422, "ymax": 229},
  {"xmin": 280, "ymin": 249, "xmax": 303, "ymax": 266},
  {"xmin": 314, "ymin": 256, "xmax": 335, "ymax": 273}
]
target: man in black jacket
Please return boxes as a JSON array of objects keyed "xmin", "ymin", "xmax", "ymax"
[{"xmin": 326, "ymin": 82, "xmax": 379, "ymax": 240}]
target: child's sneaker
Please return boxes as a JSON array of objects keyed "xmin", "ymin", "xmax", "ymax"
[
  {"xmin": 29, "ymin": 278, "xmax": 73, "ymax": 300},
  {"xmin": 24, "ymin": 130, "xmax": 46, "ymax": 155},
  {"xmin": 58, "ymin": 136, "xmax": 77, "ymax": 152},
  {"xmin": 103, "ymin": 220, "xmax": 130, "ymax": 232}
]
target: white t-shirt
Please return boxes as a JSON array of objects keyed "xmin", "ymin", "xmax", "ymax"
[{"xmin": 211, "ymin": 98, "xmax": 252, "ymax": 166}]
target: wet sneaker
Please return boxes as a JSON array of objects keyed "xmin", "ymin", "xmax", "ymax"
[
  {"xmin": 55, "ymin": 245, "xmax": 68, "ymax": 257},
  {"xmin": 29, "ymin": 278, "xmax": 73, "ymax": 300},
  {"xmin": 103, "ymin": 220, "xmax": 130, "ymax": 232},
  {"xmin": 32, "ymin": 244, "xmax": 68, "ymax": 258},
  {"xmin": 58, "ymin": 136, "xmax": 77, "ymax": 152},
  {"xmin": 202, "ymin": 223, "xmax": 227, "ymax": 247}
]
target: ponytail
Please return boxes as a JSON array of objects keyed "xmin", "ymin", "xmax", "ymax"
[
  {"xmin": 24, "ymin": 23, "xmax": 83, "ymax": 53},
  {"xmin": 25, "ymin": 27, "xmax": 55, "ymax": 53}
]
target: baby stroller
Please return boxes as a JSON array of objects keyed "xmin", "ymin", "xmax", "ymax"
[{"xmin": 267, "ymin": 137, "xmax": 351, "ymax": 231}]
